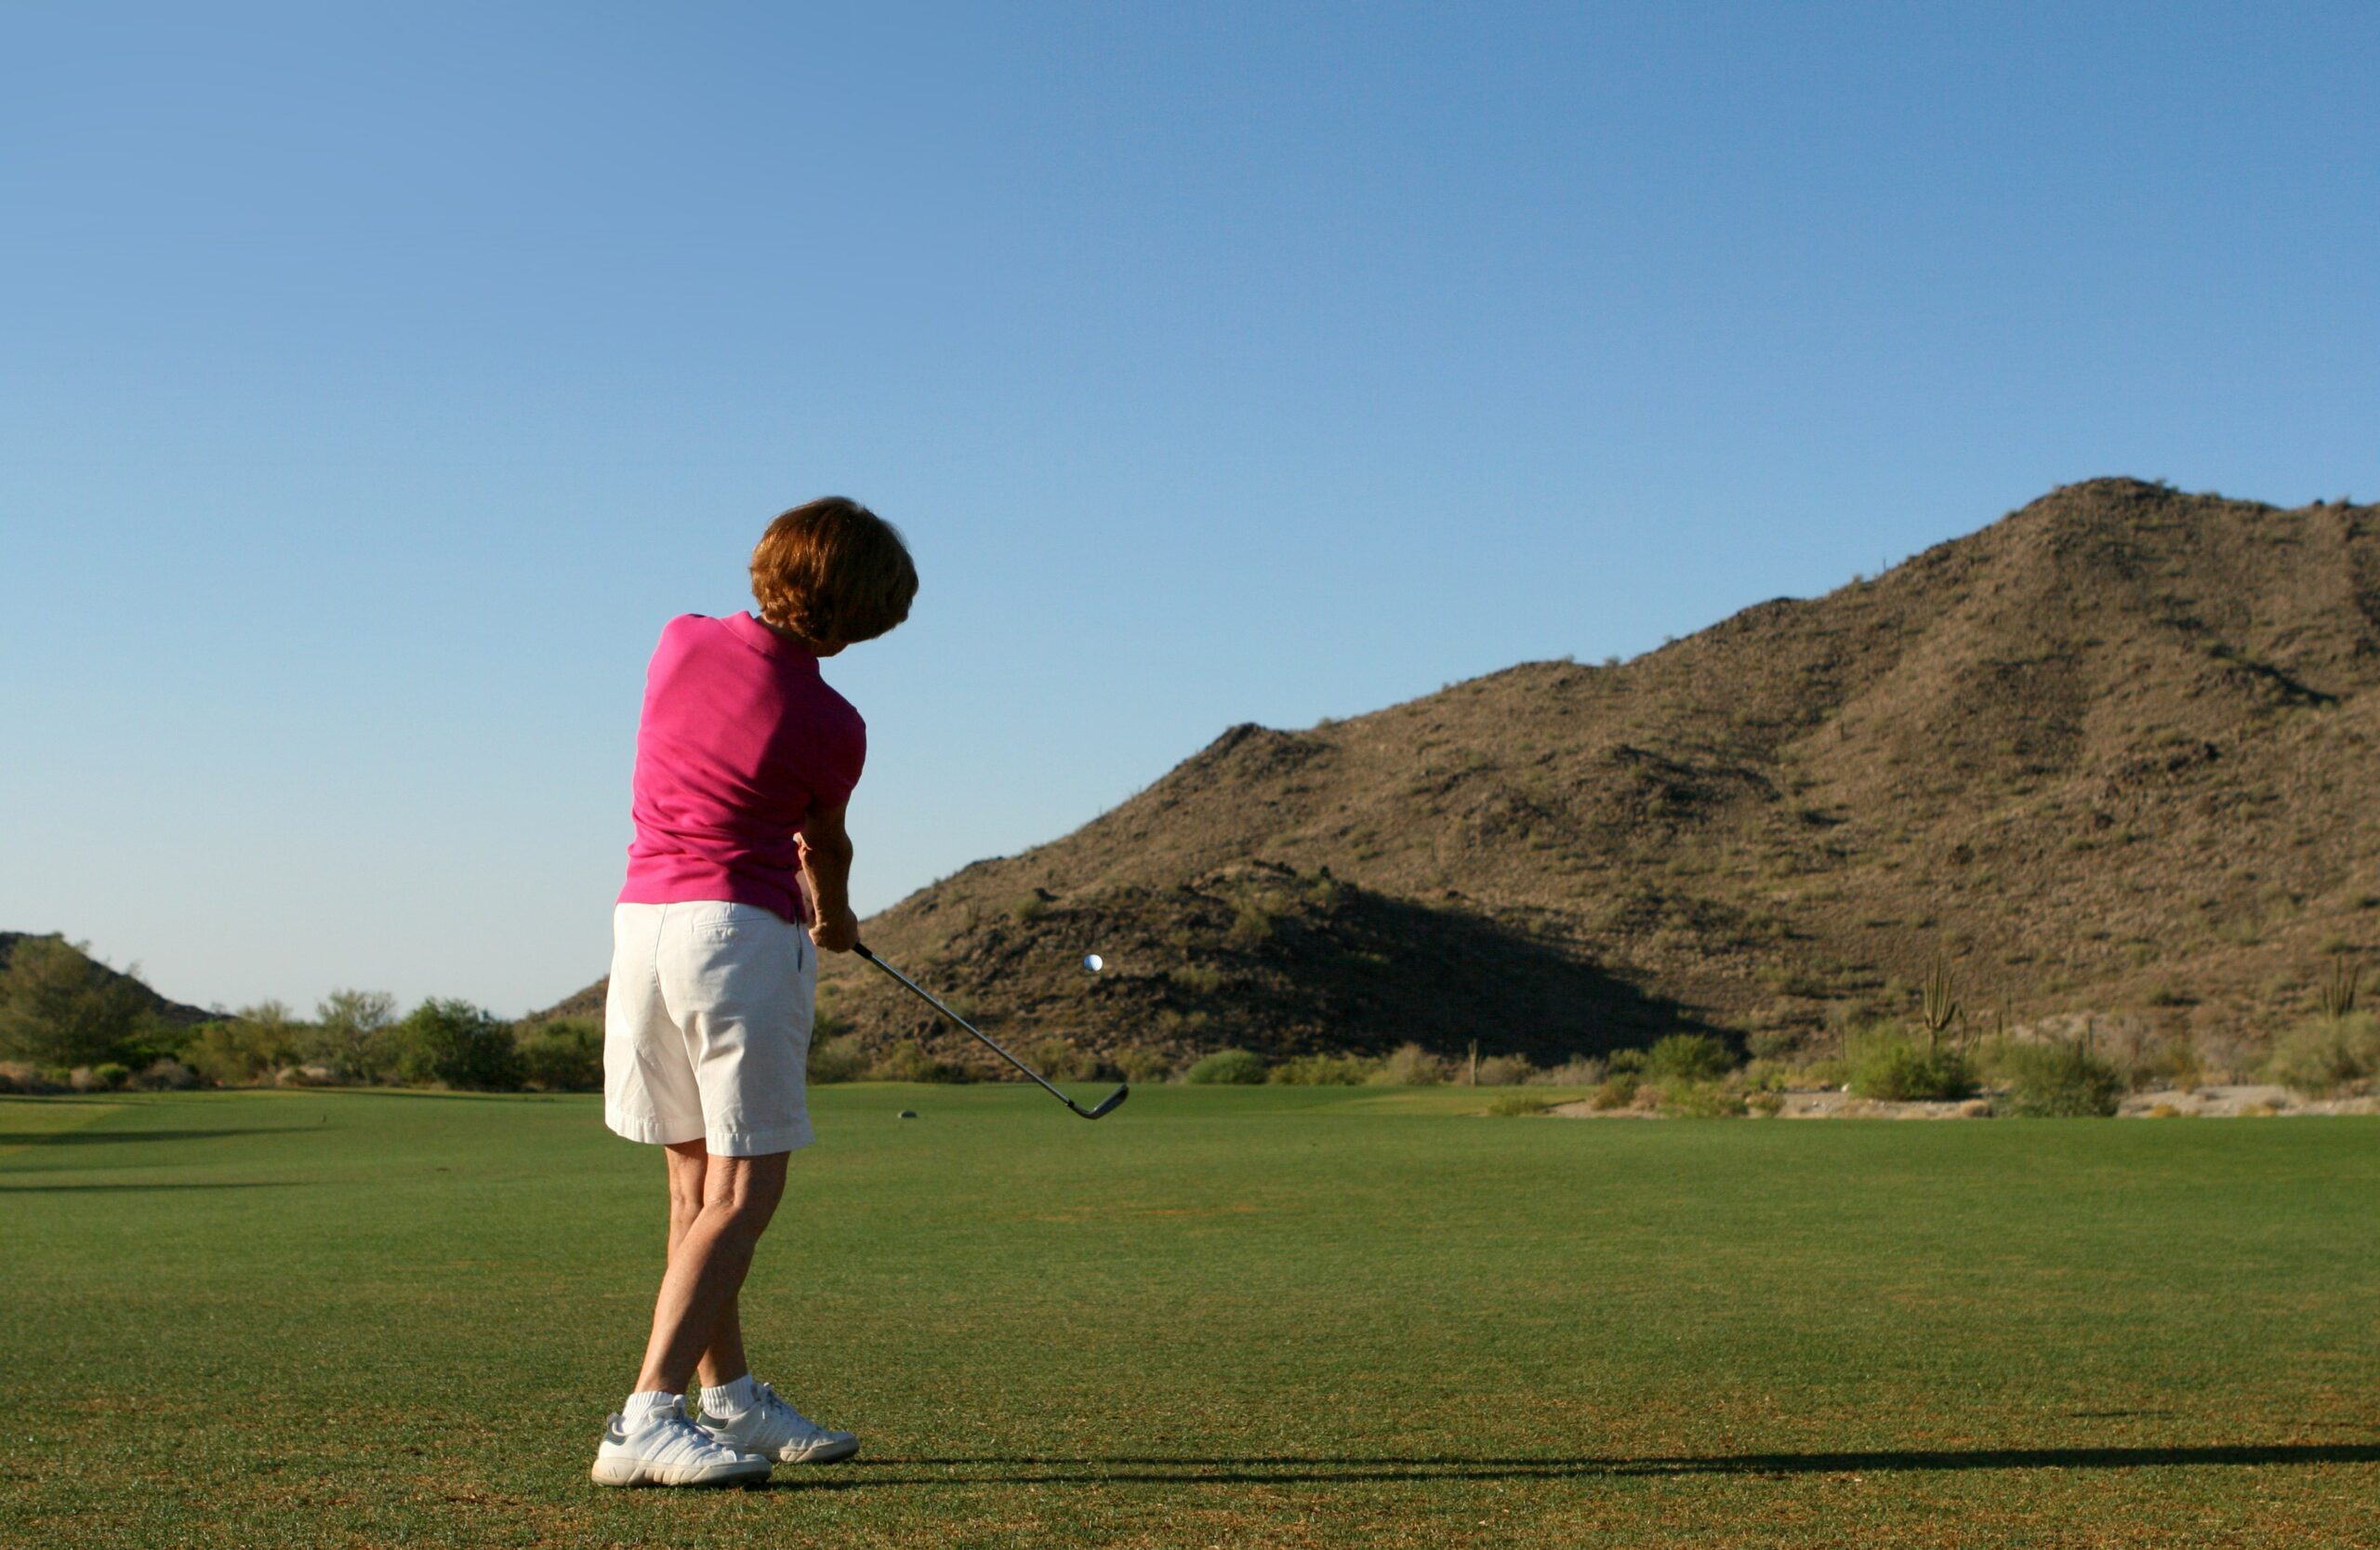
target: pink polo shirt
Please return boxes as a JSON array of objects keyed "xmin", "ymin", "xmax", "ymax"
[{"xmin": 618, "ymin": 612, "xmax": 866, "ymax": 925}]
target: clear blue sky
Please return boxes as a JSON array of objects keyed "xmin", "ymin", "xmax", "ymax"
[{"xmin": 4, "ymin": 3, "xmax": 2373, "ymax": 1017}]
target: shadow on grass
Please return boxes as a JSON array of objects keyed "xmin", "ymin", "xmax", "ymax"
[
  {"xmin": 0, "ymin": 1128, "xmax": 321, "ymax": 1147},
  {"xmin": 762, "ymin": 1442, "xmax": 2380, "ymax": 1490},
  {"xmin": 298, "ymin": 1089, "xmax": 578, "ymax": 1102},
  {"xmin": 0, "ymin": 1181, "xmax": 307, "ymax": 1193}
]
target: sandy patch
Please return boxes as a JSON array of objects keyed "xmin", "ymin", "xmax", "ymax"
[
  {"xmin": 1546, "ymin": 1090, "xmax": 1991, "ymax": 1119},
  {"xmin": 1546, "ymin": 1083, "xmax": 2379, "ymax": 1120},
  {"xmin": 2118, "ymin": 1082, "xmax": 2380, "ymax": 1119}
]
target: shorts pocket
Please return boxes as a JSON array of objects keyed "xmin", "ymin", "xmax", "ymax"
[{"xmin": 684, "ymin": 903, "xmax": 764, "ymax": 945}]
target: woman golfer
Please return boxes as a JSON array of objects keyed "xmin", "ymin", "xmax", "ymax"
[{"xmin": 591, "ymin": 497, "xmax": 917, "ymax": 1487}]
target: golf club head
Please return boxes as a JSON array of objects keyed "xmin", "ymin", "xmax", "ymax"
[
  {"xmin": 1073, "ymin": 1084, "xmax": 1130, "ymax": 1119},
  {"xmin": 858, "ymin": 945, "xmax": 1129, "ymax": 1124}
]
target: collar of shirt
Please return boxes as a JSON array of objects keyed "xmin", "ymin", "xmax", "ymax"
[{"xmin": 722, "ymin": 611, "xmax": 822, "ymax": 669}]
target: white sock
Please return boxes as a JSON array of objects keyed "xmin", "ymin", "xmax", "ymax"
[
  {"xmin": 624, "ymin": 1390, "xmax": 681, "ymax": 1424},
  {"xmin": 702, "ymin": 1374, "xmax": 759, "ymax": 1416}
]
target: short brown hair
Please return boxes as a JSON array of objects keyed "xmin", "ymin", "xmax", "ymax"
[{"xmin": 749, "ymin": 497, "xmax": 918, "ymax": 645}]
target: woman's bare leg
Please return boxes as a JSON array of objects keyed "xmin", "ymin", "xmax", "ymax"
[
  {"xmin": 637, "ymin": 1144, "xmax": 787, "ymax": 1396},
  {"xmin": 659, "ymin": 1143, "xmax": 752, "ymax": 1389}
]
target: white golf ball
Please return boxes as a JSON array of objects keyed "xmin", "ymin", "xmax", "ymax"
[{"xmin": 1084, "ymin": 953, "xmax": 1104, "ymax": 973}]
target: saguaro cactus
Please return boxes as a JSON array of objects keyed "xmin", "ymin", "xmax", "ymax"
[
  {"xmin": 1918, "ymin": 956, "xmax": 1962, "ymax": 1053},
  {"xmin": 2317, "ymin": 958, "xmax": 2361, "ymax": 1023}
]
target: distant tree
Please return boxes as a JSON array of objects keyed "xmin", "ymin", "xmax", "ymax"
[
  {"xmin": 179, "ymin": 1000, "xmax": 308, "ymax": 1086},
  {"xmin": 514, "ymin": 1016, "xmax": 602, "ymax": 1091},
  {"xmin": 309, "ymin": 988, "xmax": 399, "ymax": 1080},
  {"xmin": 0, "ymin": 935, "xmax": 158, "ymax": 1067},
  {"xmin": 390, "ymin": 998, "xmax": 522, "ymax": 1090}
]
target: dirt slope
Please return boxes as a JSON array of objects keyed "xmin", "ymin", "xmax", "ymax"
[{"xmin": 543, "ymin": 480, "xmax": 2380, "ymax": 1072}]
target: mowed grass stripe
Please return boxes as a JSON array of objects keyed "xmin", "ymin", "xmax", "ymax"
[
  {"xmin": 2, "ymin": 1087, "xmax": 2373, "ymax": 1548},
  {"xmin": 0, "ymin": 1095, "xmax": 132, "ymax": 1157}
]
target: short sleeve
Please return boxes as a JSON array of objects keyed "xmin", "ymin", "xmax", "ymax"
[{"xmin": 813, "ymin": 713, "xmax": 866, "ymax": 810}]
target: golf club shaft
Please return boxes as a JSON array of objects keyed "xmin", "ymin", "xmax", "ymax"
[{"xmin": 852, "ymin": 944, "xmax": 1091, "ymax": 1111}]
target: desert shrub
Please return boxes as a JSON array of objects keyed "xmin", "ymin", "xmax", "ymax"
[
  {"xmin": 1485, "ymin": 1093, "xmax": 1554, "ymax": 1117},
  {"xmin": 2263, "ymin": 1013, "xmax": 2379, "ymax": 1097},
  {"xmin": 806, "ymin": 1034, "xmax": 870, "ymax": 1083},
  {"xmin": 1846, "ymin": 1029, "xmax": 1977, "ymax": 1101},
  {"xmin": 1010, "ymin": 894, "xmax": 1050, "ymax": 922},
  {"xmin": 1368, "ymin": 1042, "xmax": 1448, "ymax": 1086},
  {"xmin": 1268, "ymin": 1053, "xmax": 1380, "ymax": 1086},
  {"xmin": 1661, "ymin": 1082, "xmax": 1748, "ymax": 1118},
  {"xmin": 1226, "ymin": 896, "xmax": 1276, "ymax": 946},
  {"xmin": 1745, "ymin": 1028, "xmax": 1805, "ymax": 1061},
  {"xmin": 133, "ymin": 1057, "xmax": 198, "ymax": 1091},
  {"xmin": 1030, "ymin": 1039, "xmax": 1117, "ymax": 1082},
  {"xmin": 1587, "ymin": 1072, "xmax": 1639, "ymax": 1110},
  {"xmin": 1474, "ymin": 1053, "xmax": 1535, "ymax": 1086},
  {"xmin": 1739, "ymin": 1058, "xmax": 1792, "ymax": 1093},
  {"xmin": 1112, "ymin": 1045, "xmax": 1176, "ymax": 1084},
  {"xmin": 2188, "ymin": 1027, "xmax": 2259, "ymax": 1086},
  {"xmin": 91, "ymin": 1062, "xmax": 131, "ymax": 1090},
  {"xmin": 1526, "ymin": 1054, "xmax": 1605, "ymax": 1087},
  {"xmin": 1606, "ymin": 1048, "xmax": 1647, "ymax": 1075},
  {"xmin": 939, "ymin": 994, "xmax": 989, "ymax": 1026},
  {"xmin": 1185, "ymin": 1048, "xmax": 1266, "ymax": 1085},
  {"xmin": 386, "ymin": 999, "xmax": 522, "ymax": 1090},
  {"xmin": 180, "ymin": 1008, "xmax": 305, "ymax": 1087},
  {"xmin": 308, "ymin": 989, "xmax": 400, "ymax": 1082},
  {"xmin": 514, "ymin": 1016, "xmax": 602, "ymax": 1091},
  {"xmin": 1746, "ymin": 1090, "xmax": 1785, "ymax": 1118},
  {"xmin": 1756, "ymin": 963, "xmax": 1831, "ymax": 998},
  {"xmin": 1644, "ymin": 1033, "xmax": 1733, "ymax": 1083},
  {"xmin": 1992, "ymin": 1038, "xmax": 2124, "ymax": 1117},
  {"xmin": 0, "ymin": 935, "xmax": 160, "ymax": 1067},
  {"xmin": 1167, "ymin": 964, "xmax": 1226, "ymax": 995},
  {"xmin": 0, "ymin": 1062, "xmax": 60, "ymax": 1094},
  {"xmin": 1827, "ymin": 1001, "xmax": 1897, "ymax": 1041},
  {"xmin": 2127, "ymin": 1032, "xmax": 2206, "ymax": 1093},
  {"xmin": 867, "ymin": 1043, "xmax": 973, "ymax": 1083}
]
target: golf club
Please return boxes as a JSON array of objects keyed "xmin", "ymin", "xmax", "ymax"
[{"xmin": 853, "ymin": 944, "xmax": 1130, "ymax": 1119}]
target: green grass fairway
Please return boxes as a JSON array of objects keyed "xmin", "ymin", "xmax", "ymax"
[{"xmin": 4, "ymin": 1088, "xmax": 2375, "ymax": 1548}]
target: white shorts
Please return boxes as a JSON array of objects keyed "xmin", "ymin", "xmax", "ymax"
[{"xmin": 603, "ymin": 900, "xmax": 816, "ymax": 1157}]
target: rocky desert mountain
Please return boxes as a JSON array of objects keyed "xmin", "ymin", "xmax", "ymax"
[
  {"xmin": 542, "ymin": 480, "xmax": 2379, "ymax": 1073},
  {"xmin": 0, "ymin": 933, "xmax": 218, "ymax": 1028}
]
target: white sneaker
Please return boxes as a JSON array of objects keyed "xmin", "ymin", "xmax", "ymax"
[
  {"xmin": 591, "ymin": 1401, "xmax": 774, "ymax": 1487},
  {"xmin": 694, "ymin": 1379, "xmax": 860, "ymax": 1464}
]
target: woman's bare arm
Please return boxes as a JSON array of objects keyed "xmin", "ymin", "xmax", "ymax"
[{"xmin": 797, "ymin": 802, "xmax": 860, "ymax": 951}]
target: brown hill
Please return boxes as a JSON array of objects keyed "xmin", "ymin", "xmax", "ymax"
[
  {"xmin": 545, "ymin": 480, "xmax": 2380, "ymax": 1073},
  {"xmin": 0, "ymin": 933, "xmax": 218, "ymax": 1027}
]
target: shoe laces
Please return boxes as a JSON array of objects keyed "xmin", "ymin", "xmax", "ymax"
[
  {"xmin": 643, "ymin": 1407, "xmax": 749, "ymax": 1462},
  {"xmin": 747, "ymin": 1379, "xmax": 826, "ymax": 1438}
]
